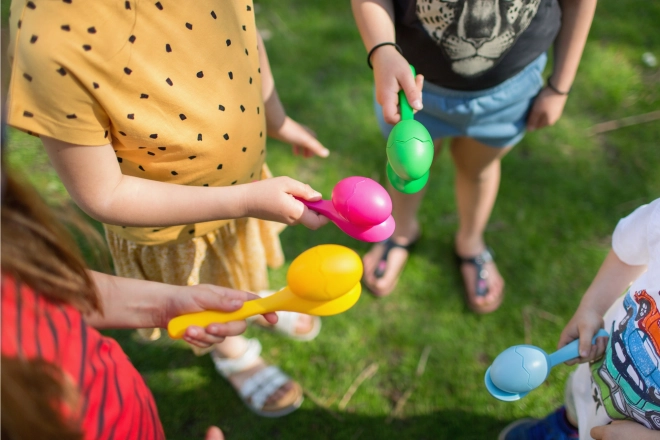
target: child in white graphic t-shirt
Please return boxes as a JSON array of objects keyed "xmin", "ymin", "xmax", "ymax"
[{"xmin": 500, "ymin": 198, "xmax": 660, "ymax": 440}]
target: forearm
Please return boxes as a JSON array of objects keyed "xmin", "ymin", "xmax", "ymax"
[
  {"xmin": 578, "ymin": 249, "xmax": 647, "ymax": 317},
  {"xmin": 257, "ymin": 31, "xmax": 286, "ymax": 136},
  {"xmin": 42, "ymin": 136, "xmax": 248, "ymax": 227},
  {"xmin": 552, "ymin": 0, "xmax": 597, "ymax": 91},
  {"xmin": 351, "ymin": 0, "xmax": 396, "ymax": 51},
  {"xmin": 101, "ymin": 173, "xmax": 247, "ymax": 227},
  {"xmin": 85, "ymin": 271, "xmax": 177, "ymax": 329}
]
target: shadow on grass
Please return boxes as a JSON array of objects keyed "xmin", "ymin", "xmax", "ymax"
[{"xmin": 105, "ymin": 328, "xmax": 510, "ymax": 440}]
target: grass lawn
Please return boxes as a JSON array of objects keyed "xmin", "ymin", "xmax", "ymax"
[{"xmin": 3, "ymin": 0, "xmax": 660, "ymax": 438}]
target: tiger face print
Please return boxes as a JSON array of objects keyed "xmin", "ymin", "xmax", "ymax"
[{"xmin": 416, "ymin": 0, "xmax": 541, "ymax": 77}]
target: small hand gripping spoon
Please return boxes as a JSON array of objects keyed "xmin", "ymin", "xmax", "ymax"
[
  {"xmin": 167, "ymin": 244, "xmax": 364, "ymax": 339},
  {"xmin": 484, "ymin": 329, "xmax": 609, "ymax": 401},
  {"xmin": 386, "ymin": 65, "xmax": 434, "ymax": 194},
  {"xmin": 299, "ymin": 176, "xmax": 395, "ymax": 242}
]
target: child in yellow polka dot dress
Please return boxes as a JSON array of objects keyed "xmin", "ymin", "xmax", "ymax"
[{"xmin": 7, "ymin": 0, "xmax": 331, "ymax": 418}]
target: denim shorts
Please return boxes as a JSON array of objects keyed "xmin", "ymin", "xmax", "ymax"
[{"xmin": 375, "ymin": 52, "xmax": 547, "ymax": 148}]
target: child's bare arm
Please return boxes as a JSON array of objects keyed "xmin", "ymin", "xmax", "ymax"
[
  {"xmin": 41, "ymin": 136, "xmax": 327, "ymax": 229},
  {"xmin": 527, "ymin": 0, "xmax": 597, "ymax": 131},
  {"xmin": 559, "ymin": 249, "xmax": 647, "ymax": 364},
  {"xmin": 551, "ymin": 0, "xmax": 597, "ymax": 94},
  {"xmin": 258, "ymin": 31, "xmax": 329, "ymax": 158},
  {"xmin": 85, "ymin": 271, "xmax": 277, "ymax": 348},
  {"xmin": 351, "ymin": 0, "xmax": 423, "ymax": 124}
]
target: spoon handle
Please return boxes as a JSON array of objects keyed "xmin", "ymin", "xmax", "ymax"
[
  {"xmin": 298, "ymin": 198, "xmax": 343, "ymax": 223},
  {"xmin": 548, "ymin": 329, "xmax": 609, "ymax": 367},
  {"xmin": 398, "ymin": 65, "xmax": 416, "ymax": 121},
  {"xmin": 167, "ymin": 288, "xmax": 290, "ymax": 339}
]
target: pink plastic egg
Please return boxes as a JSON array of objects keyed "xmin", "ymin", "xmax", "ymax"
[{"xmin": 331, "ymin": 177, "xmax": 392, "ymax": 226}]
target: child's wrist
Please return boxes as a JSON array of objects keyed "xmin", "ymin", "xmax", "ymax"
[
  {"xmin": 233, "ymin": 183, "xmax": 253, "ymax": 219},
  {"xmin": 367, "ymin": 41, "xmax": 403, "ymax": 70},
  {"xmin": 576, "ymin": 296, "xmax": 607, "ymax": 319},
  {"xmin": 369, "ymin": 46, "xmax": 408, "ymax": 70},
  {"xmin": 547, "ymin": 76, "xmax": 572, "ymax": 95}
]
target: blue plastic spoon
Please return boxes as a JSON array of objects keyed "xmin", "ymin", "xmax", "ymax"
[{"xmin": 484, "ymin": 329, "xmax": 609, "ymax": 401}]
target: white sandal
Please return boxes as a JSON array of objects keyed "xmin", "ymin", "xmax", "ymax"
[
  {"xmin": 210, "ymin": 339, "xmax": 303, "ymax": 417},
  {"xmin": 251, "ymin": 290, "xmax": 322, "ymax": 342}
]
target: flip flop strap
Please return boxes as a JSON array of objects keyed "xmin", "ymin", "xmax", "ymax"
[
  {"xmin": 374, "ymin": 237, "xmax": 418, "ymax": 279},
  {"xmin": 458, "ymin": 248, "xmax": 493, "ymax": 298},
  {"xmin": 458, "ymin": 248, "xmax": 493, "ymax": 266},
  {"xmin": 378, "ymin": 238, "xmax": 413, "ymax": 264}
]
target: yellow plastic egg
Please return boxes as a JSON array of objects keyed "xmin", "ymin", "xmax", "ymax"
[{"xmin": 287, "ymin": 244, "xmax": 363, "ymax": 301}]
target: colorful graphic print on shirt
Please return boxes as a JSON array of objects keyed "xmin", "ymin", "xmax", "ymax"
[
  {"xmin": 415, "ymin": 0, "xmax": 541, "ymax": 77},
  {"xmin": 590, "ymin": 290, "xmax": 660, "ymax": 430}
]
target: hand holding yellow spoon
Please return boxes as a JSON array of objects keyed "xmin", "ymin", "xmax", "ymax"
[{"xmin": 167, "ymin": 244, "xmax": 364, "ymax": 339}]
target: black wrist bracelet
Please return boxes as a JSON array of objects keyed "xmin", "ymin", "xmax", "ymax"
[
  {"xmin": 367, "ymin": 42, "xmax": 403, "ymax": 69},
  {"xmin": 547, "ymin": 77, "xmax": 571, "ymax": 95}
]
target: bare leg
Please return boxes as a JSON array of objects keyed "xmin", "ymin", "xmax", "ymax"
[
  {"xmin": 362, "ymin": 140, "xmax": 444, "ymax": 296},
  {"xmin": 450, "ymin": 136, "xmax": 511, "ymax": 313}
]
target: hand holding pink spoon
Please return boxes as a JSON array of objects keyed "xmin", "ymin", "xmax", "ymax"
[{"xmin": 298, "ymin": 177, "xmax": 395, "ymax": 242}]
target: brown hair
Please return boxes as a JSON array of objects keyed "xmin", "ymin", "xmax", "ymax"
[
  {"xmin": 1, "ymin": 356, "xmax": 83, "ymax": 440},
  {"xmin": 1, "ymin": 171, "xmax": 101, "ymax": 313}
]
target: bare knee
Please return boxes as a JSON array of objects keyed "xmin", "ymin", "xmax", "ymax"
[
  {"xmin": 454, "ymin": 157, "xmax": 501, "ymax": 184},
  {"xmin": 449, "ymin": 137, "xmax": 509, "ymax": 183}
]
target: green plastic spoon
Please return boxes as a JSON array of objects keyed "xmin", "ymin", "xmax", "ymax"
[{"xmin": 386, "ymin": 65, "xmax": 433, "ymax": 194}]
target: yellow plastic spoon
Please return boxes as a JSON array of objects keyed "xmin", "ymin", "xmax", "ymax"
[{"xmin": 167, "ymin": 244, "xmax": 363, "ymax": 339}]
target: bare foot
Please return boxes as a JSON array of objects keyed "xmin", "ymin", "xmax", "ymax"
[
  {"xmin": 455, "ymin": 242, "xmax": 504, "ymax": 314},
  {"xmin": 362, "ymin": 227, "xmax": 420, "ymax": 297}
]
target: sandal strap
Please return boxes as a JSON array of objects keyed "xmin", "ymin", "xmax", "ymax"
[
  {"xmin": 457, "ymin": 248, "xmax": 493, "ymax": 266},
  {"xmin": 239, "ymin": 366, "xmax": 290, "ymax": 410},
  {"xmin": 264, "ymin": 307, "xmax": 299, "ymax": 336},
  {"xmin": 210, "ymin": 338, "xmax": 262, "ymax": 377},
  {"xmin": 378, "ymin": 238, "xmax": 416, "ymax": 263},
  {"xmin": 374, "ymin": 236, "xmax": 419, "ymax": 279},
  {"xmin": 456, "ymin": 248, "xmax": 494, "ymax": 298}
]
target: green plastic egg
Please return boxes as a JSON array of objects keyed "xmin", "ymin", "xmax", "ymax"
[
  {"xmin": 386, "ymin": 162, "xmax": 429, "ymax": 194},
  {"xmin": 386, "ymin": 120, "xmax": 434, "ymax": 181}
]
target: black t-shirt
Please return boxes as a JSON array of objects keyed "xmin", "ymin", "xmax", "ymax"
[{"xmin": 394, "ymin": 0, "xmax": 561, "ymax": 91}]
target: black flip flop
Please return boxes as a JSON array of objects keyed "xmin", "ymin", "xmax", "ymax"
[
  {"xmin": 374, "ymin": 236, "xmax": 418, "ymax": 279},
  {"xmin": 455, "ymin": 248, "xmax": 494, "ymax": 297},
  {"xmin": 455, "ymin": 247, "xmax": 503, "ymax": 314}
]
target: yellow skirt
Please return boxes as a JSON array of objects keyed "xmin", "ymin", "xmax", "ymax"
[{"xmin": 106, "ymin": 217, "xmax": 285, "ymax": 291}]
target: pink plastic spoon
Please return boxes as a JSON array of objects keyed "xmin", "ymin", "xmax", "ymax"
[{"xmin": 299, "ymin": 177, "xmax": 395, "ymax": 242}]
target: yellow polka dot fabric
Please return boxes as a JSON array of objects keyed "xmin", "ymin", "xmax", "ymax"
[
  {"xmin": 107, "ymin": 217, "xmax": 285, "ymax": 293},
  {"xmin": 7, "ymin": 0, "xmax": 267, "ymax": 245}
]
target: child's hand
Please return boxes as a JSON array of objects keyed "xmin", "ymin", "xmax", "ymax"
[
  {"xmin": 558, "ymin": 305, "xmax": 608, "ymax": 365},
  {"xmin": 270, "ymin": 116, "xmax": 329, "ymax": 158},
  {"xmin": 526, "ymin": 87, "xmax": 568, "ymax": 132},
  {"xmin": 371, "ymin": 46, "xmax": 424, "ymax": 125},
  {"xmin": 591, "ymin": 420, "xmax": 659, "ymax": 440},
  {"xmin": 242, "ymin": 177, "xmax": 329, "ymax": 229},
  {"xmin": 161, "ymin": 284, "xmax": 278, "ymax": 349}
]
